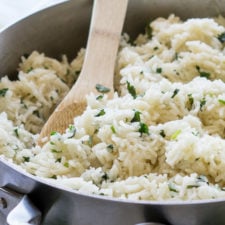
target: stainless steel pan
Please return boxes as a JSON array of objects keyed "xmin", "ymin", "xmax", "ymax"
[{"xmin": 0, "ymin": 0, "xmax": 225, "ymax": 224}]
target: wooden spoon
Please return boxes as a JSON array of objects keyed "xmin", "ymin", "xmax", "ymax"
[{"xmin": 38, "ymin": 0, "xmax": 128, "ymax": 145}]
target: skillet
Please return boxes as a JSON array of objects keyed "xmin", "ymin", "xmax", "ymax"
[{"xmin": 0, "ymin": 0, "xmax": 225, "ymax": 224}]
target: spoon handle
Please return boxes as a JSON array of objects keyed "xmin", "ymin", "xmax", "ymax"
[{"xmin": 63, "ymin": 0, "xmax": 128, "ymax": 104}]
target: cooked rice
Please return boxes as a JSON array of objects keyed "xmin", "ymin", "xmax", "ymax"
[{"xmin": 1, "ymin": 15, "xmax": 225, "ymax": 201}]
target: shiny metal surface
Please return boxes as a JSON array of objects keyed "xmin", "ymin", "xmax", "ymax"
[
  {"xmin": 0, "ymin": 0, "xmax": 225, "ymax": 225},
  {"xmin": 7, "ymin": 195, "xmax": 41, "ymax": 225},
  {"xmin": 0, "ymin": 187, "xmax": 41, "ymax": 225}
]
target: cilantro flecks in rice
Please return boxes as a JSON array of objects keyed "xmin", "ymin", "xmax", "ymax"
[{"xmin": 2, "ymin": 15, "xmax": 225, "ymax": 201}]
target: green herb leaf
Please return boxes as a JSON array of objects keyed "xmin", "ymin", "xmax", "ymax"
[
  {"xmin": 14, "ymin": 128, "xmax": 19, "ymax": 138},
  {"xmin": 131, "ymin": 110, "xmax": 141, "ymax": 123},
  {"xmin": 171, "ymin": 89, "xmax": 179, "ymax": 98},
  {"xmin": 96, "ymin": 95, "xmax": 104, "ymax": 100},
  {"xmin": 102, "ymin": 172, "xmax": 109, "ymax": 181},
  {"xmin": 187, "ymin": 94, "xmax": 194, "ymax": 110},
  {"xmin": 218, "ymin": 32, "xmax": 225, "ymax": 43},
  {"xmin": 126, "ymin": 81, "xmax": 137, "ymax": 99},
  {"xmin": 0, "ymin": 88, "xmax": 8, "ymax": 97},
  {"xmin": 68, "ymin": 125, "xmax": 76, "ymax": 138},
  {"xmin": 171, "ymin": 130, "xmax": 181, "ymax": 140},
  {"xmin": 168, "ymin": 182, "xmax": 179, "ymax": 193},
  {"xmin": 56, "ymin": 158, "xmax": 62, "ymax": 163},
  {"xmin": 23, "ymin": 156, "xmax": 30, "ymax": 162},
  {"xmin": 95, "ymin": 84, "xmax": 111, "ymax": 93},
  {"xmin": 139, "ymin": 122, "xmax": 149, "ymax": 136},
  {"xmin": 64, "ymin": 162, "xmax": 69, "ymax": 168},
  {"xmin": 187, "ymin": 184, "xmax": 200, "ymax": 189},
  {"xmin": 200, "ymin": 98, "xmax": 206, "ymax": 111},
  {"xmin": 218, "ymin": 99, "xmax": 225, "ymax": 105},
  {"xmin": 159, "ymin": 129, "xmax": 166, "ymax": 138},
  {"xmin": 107, "ymin": 144, "xmax": 114, "ymax": 152},
  {"xmin": 196, "ymin": 65, "xmax": 210, "ymax": 79},
  {"xmin": 51, "ymin": 149, "xmax": 62, "ymax": 153},
  {"xmin": 27, "ymin": 67, "xmax": 33, "ymax": 73},
  {"xmin": 50, "ymin": 131, "xmax": 58, "ymax": 136},
  {"xmin": 95, "ymin": 109, "xmax": 106, "ymax": 117},
  {"xmin": 111, "ymin": 125, "xmax": 116, "ymax": 134},
  {"xmin": 156, "ymin": 68, "xmax": 162, "ymax": 73},
  {"xmin": 199, "ymin": 71, "xmax": 210, "ymax": 79}
]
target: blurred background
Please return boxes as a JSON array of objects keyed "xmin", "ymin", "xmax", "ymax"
[{"xmin": 0, "ymin": 0, "xmax": 66, "ymax": 30}]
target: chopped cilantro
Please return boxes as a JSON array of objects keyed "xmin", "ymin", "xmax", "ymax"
[
  {"xmin": 159, "ymin": 130, "xmax": 166, "ymax": 138},
  {"xmin": 171, "ymin": 130, "xmax": 181, "ymax": 140},
  {"xmin": 50, "ymin": 131, "xmax": 59, "ymax": 136},
  {"xmin": 138, "ymin": 122, "xmax": 149, "ymax": 136},
  {"xmin": 131, "ymin": 110, "xmax": 141, "ymax": 122},
  {"xmin": 196, "ymin": 65, "xmax": 210, "ymax": 79},
  {"xmin": 95, "ymin": 84, "xmax": 111, "ymax": 93},
  {"xmin": 187, "ymin": 184, "xmax": 199, "ymax": 189},
  {"xmin": 0, "ymin": 88, "xmax": 8, "ymax": 97},
  {"xmin": 14, "ymin": 128, "xmax": 19, "ymax": 138},
  {"xmin": 102, "ymin": 172, "xmax": 109, "ymax": 181},
  {"xmin": 200, "ymin": 98, "xmax": 206, "ymax": 111},
  {"xmin": 27, "ymin": 67, "xmax": 33, "ymax": 73},
  {"xmin": 51, "ymin": 149, "xmax": 62, "ymax": 153},
  {"xmin": 174, "ymin": 52, "xmax": 179, "ymax": 60},
  {"xmin": 23, "ymin": 156, "xmax": 30, "ymax": 162},
  {"xmin": 64, "ymin": 162, "xmax": 69, "ymax": 168},
  {"xmin": 56, "ymin": 158, "xmax": 62, "ymax": 163},
  {"xmin": 95, "ymin": 109, "xmax": 106, "ymax": 117},
  {"xmin": 107, "ymin": 144, "xmax": 114, "ymax": 152},
  {"xmin": 218, "ymin": 32, "xmax": 225, "ymax": 43},
  {"xmin": 156, "ymin": 68, "xmax": 162, "ymax": 73},
  {"xmin": 96, "ymin": 95, "xmax": 104, "ymax": 100},
  {"xmin": 126, "ymin": 81, "xmax": 137, "ymax": 99},
  {"xmin": 218, "ymin": 99, "xmax": 225, "ymax": 105},
  {"xmin": 20, "ymin": 99, "xmax": 28, "ymax": 109},
  {"xmin": 51, "ymin": 175, "xmax": 57, "ymax": 179},
  {"xmin": 111, "ymin": 125, "xmax": 116, "ymax": 134},
  {"xmin": 199, "ymin": 71, "xmax": 210, "ymax": 79},
  {"xmin": 187, "ymin": 94, "xmax": 194, "ymax": 110},
  {"xmin": 171, "ymin": 89, "xmax": 179, "ymax": 98},
  {"xmin": 168, "ymin": 182, "xmax": 178, "ymax": 193},
  {"xmin": 68, "ymin": 125, "xmax": 76, "ymax": 138}
]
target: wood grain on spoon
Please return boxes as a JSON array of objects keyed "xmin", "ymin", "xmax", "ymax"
[{"xmin": 38, "ymin": 0, "xmax": 128, "ymax": 145}]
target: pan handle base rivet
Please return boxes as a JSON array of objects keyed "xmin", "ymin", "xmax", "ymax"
[{"xmin": 0, "ymin": 197, "xmax": 7, "ymax": 208}]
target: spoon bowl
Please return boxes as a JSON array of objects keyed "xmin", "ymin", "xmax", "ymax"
[{"xmin": 38, "ymin": 0, "xmax": 128, "ymax": 144}]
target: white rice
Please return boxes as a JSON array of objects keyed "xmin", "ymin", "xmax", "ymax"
[{"xmin": 1, "ymin": 15, "xmax": 225, "ymax": 201}]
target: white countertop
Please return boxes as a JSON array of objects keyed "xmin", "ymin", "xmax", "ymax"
[{"xmin": 0, "ymin": 0, "xmax": 65, "ymax": 30}]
